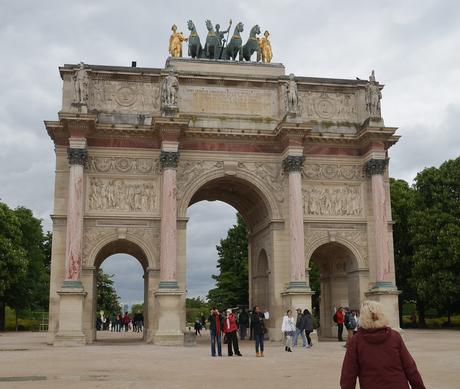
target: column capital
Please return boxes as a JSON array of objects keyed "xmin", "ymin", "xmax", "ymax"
[
  {"xmin": 364, "ymin": 158, "xmax": 388, "ymax": 176},
  {"xmin": 67, "ymin": 147, "xmax": 88, "ymax": 166},
  {"xmin": 283, "ymin": 155, "xmax": 305, "ymax": 172},
  {"xmin": 160, "ymin": 150, "xmax": 180, "ymax": 169}
]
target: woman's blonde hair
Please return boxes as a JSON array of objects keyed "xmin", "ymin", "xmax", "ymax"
[{"xmin": 359, "ymin": 300, "xmax": 389, "ymax": 329}]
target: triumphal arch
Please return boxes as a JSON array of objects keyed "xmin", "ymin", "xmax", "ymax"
[{"xmin": 45, "ymin": 28, "xmax": 400, "ymax": 345}]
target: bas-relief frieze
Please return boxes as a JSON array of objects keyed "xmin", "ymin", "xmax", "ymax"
[
  {"xmin": 88, "ymin": 156, "xmax": 159, "ymax": 175},
  {"xmin": 90, "ymin": 79, "xmax": 161, "ymax": 113},
  {"xmin": 305, "ymin": 229, "xmax": 368, "ymax": 267},
  {"xmin": 298, "ymin": 91, "xmax": 358, "ymax": 122},
  {"xmin": 176, "ymin": 159, "xmax": 284, "ymax": 203},
  {"xmin": 303, "ymin": 184, "xmax": 363, "ymax": 217},
  {"xmin": 179, "ymin": 86, "xmax": 276, "ymax": 116},
  {"xmin": 82, "ymin": 226, "xmax": 160, "ymax": 266},
  {"xmin": 238, "ymin": 162, "xmax": 284, "ymax": 202},
  {"xmin": 303, "ymin": 163, "xmax": 364, "ymax": 180},
  {"xmin": 87, "ymin": 177, "xmax": 158, "ymax": 213},
  {"xmin": 176, "ymin": 160, "xmax": 223, "ymax": 199}
]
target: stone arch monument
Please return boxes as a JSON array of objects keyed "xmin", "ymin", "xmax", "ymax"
[{"xmin": 45, "ymin": 58, "xmax": 400, "ymax": 345}]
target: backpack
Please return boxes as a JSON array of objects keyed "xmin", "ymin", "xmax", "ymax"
[
  {"xmin": 333, "ymin": 312, "xmax": 338, "ymax": 323},
  {"xmin": 345, "ymin": 312, "xmax": 357, "ymax": 329}
]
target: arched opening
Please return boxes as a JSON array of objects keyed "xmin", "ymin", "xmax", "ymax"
[
  {"xmin": 252, "ymin": 249, "xmax": 269, "ymax": 311},
  {"xmin": 183, "ymin": 174, "xmax": 274, "ymax": 335},
  {"xmin": 91, "ymin": 239, "xmax": 149, "ymax": 343},
  {"xmin": 309, "ymin": 242, "xmax": 361, "ymax": 339}
]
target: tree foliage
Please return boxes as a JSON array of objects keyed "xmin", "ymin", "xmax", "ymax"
[
  {"xmin": 390, "ymin": 157, "xmax": 460, "ymax": 325},
  {"xmin": 409, "ymin": 158, "xmax": 460, "ymax": 323},
  {"xmin": 96, "ymin": 269, "xmax": 121, "ymax": 315},
  {"xmin": 207, "ymin": 214, "xmax": 248, "ymax": 309},
  {"xmin": 0, "ymin": 202, "xmax": 50, "ymax": 330}
]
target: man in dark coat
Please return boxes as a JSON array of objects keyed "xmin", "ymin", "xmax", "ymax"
[{"xmin": 208, "ymin": 307, "xmax": 223, "ymax": 357}]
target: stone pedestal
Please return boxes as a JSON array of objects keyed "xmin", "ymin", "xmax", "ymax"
[
  {"xmin": 281, "ymin": 289, "xmax": 315, "ymax": 313},
  {"xmin": 54, "ymin": 284, "xmax": 87, "ymax": 346},
  {"xmin": 153, "ymin": 289, "xmax": 184, "ymax": 345},
  {"xmin": 365, "ymin": 288, "xmax": 401, "ymax": 329}
]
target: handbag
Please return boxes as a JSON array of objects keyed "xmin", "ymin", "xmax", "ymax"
[{"xmin": 223, "ymin": 333, "xmax": 229, "ymax": 344}]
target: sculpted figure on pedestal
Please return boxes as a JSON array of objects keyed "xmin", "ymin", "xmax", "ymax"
[
  {"xmin": 72, "ymin": 62, "xmax": 89, "ymax": 105},
  {"xmin": 286, "ymin": 73, "xmax": 299, "ymax": 114},
  {"xmin": 365, "ymin": 70, "xmax": 382, "ymax": 117},
  {"xmin": 162, "ymin": 68, "xmax": 179, "ymax": 110},
  {"xmin": 169, "ymin": 24, "xmax": 188, "ymax": 58},
  {"xmin": 259, "ymin": 30, "xmax": 273, "ymax": 63}
]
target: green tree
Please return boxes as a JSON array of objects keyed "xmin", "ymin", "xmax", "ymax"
[
  {"xmin": 11, "ymin": 207, "xmax": 50, "ymax": 312},
  {"xmin": 207, "ymin": 214, "xmax": 248, "ymax": 309},
  {"xmin": 0, "ymin": 202, "xmax": 28, "ymax": 330},
  {"xmin": 410, "ymin": 157, "xmax": 460, "ymax": 325},
  {"xmin": 130, "ymin": 303, "xmax": 144, "ymax": 314},
  {"xmin": 390, "ymin": 178, "xmax": 418, "ymax": 324},
  {"xmin": 96, "ymin": 269, "xmax": 121, "ymax": 315}
]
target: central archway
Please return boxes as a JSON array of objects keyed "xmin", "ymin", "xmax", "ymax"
[{"xmin": 178, "ymin": 173, "xmax": 280, "ymax": 337}]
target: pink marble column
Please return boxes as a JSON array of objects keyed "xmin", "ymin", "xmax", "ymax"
[
  {"xmin": 365, "ymin": 158, "xmax": 394, "ymax": 288},
  {"xmin": 64, "ymin": 146, "xmax": 88, "ymax": 286},
  {"xmin": 159, "ymin": 151, "xmax": 179, "ymax": 289},
  {"xmin": 283, "ymin": 155, "xmax": 308, "ymax": 289}
]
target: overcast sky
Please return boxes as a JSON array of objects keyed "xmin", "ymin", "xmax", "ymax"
[{"xmin": 1, "ymin": 0, "xmax": 459, "ymax": 303}]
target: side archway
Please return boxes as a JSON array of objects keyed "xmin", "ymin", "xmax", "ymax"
[{"xmin": 308, "ymin": 240, "xmax": 368, "ymax": 339}]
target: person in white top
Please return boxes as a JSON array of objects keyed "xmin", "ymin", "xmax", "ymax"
[{"xmin": 281, "ymin": 309, "xmax": 296, "ymax": 352}]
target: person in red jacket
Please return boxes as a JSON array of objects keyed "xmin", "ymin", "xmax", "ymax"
[
  {"xmin": 223, "ymin": 309, "xmax": 242, "ymax": 357},
  {"xmin": 335, "ymin": 307, "xmax": 345, "ymax": 342},
  {"xmin": 340, "ymin": 300, "xmax": 426, "ymax": 389}
]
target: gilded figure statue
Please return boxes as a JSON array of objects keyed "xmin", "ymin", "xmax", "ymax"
[
  {"xmin": 259, "ymin": 30, "xmax": 273, "ymax": 63},
  {"xmin": 169, "ymin": 24, "xmax": 188, "ymax": 58}
]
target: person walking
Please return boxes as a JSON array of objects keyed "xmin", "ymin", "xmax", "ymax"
[
  {"xmin": 223, "ymin": 309, "xmax": 242, "ymax": 357},
  {"xmin": 116, "ymin": 313, "xmax": 122, "ymax": 332},
  {"xmin": 281, "ymin": 309, "xmax": 296, "ymax": 352},
  {"xmin": 122, "ymin": 312, "xmax": 130, "ymax": 332},
  {"xmin": 335, "ymin": 307, "xmax": 345, "ymax": 342},
  {"xmin": 208, "ymin": 307, "xmax": 223, "ymax": 357},
  {"xmin": 340, "ymin": 300, "xmax": 426, "ymax": 389},
  {"xmin": 238, "ymin": 308, "xmax": 249, "ymax": 340},
  {"xmin": 200, "ymin": 313, "xmax": 207, "ymax": 330},
  {"xmin": 293, "ymin": 308, "xmax": 307, "ymax": 347},
  {"xmin": 303, "ymin": 309, "xmax": 314, "ymax": 348},
  {"xmin": 344, "ymin": 307, "xmax": 357, "ymax": 347},
  {"xmin": 252, "ymin": 305, "xmax": 265, "ymax": 357},
  {"xmin": 194, "ymin": 318, "xmax": 202, "ymax": 336}
]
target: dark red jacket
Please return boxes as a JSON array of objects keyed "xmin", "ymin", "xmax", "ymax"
[
  {"xmin": 223, "ymin": 314, "xmax": 238, "ymax": 333},
  {"xmin": 336, "ymin": 310, "xmax": 345, "ymax": 325},
  {"xmin": 340, "ymin": 327, "xmax": 425, "ymax": 389}
]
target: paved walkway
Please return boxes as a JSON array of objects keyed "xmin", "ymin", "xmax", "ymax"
[{"xmin": 0, "ymin": 329, "xmax": 459, "ymax": 388}]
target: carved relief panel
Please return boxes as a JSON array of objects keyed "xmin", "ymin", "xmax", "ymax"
[
  {"xmin": 86, "ymin": 177, "xmax": 159, "ymax": 214},
  {"xmin": 298, "ymin": 91, "xmax": 358, "ymax": 122},
  {"xmin": 303, "ymin": 163, "xmax": 364, "ymax": 181},
  {"xmin": 303, "ymin": 184, "xmax": 363, "ymax": 217},
  {"xmin": 88, "ymin": 156, "xmax": 159, "ymax": 175}
]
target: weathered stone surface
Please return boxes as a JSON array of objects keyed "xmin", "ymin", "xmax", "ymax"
[{"xmin": 46, "ymin": 58, "xmax": 399, "ymax": 346}]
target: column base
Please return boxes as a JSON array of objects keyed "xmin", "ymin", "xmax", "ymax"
[
  {"xmin": 153, "ymin": 288, "xmax": 184, "ymax": 345},
  {"xmin": 281, "ymin": 287, "xmax": 314, "ymax": 312},
  {"xmin": 54, "ymin": 285, "xmax": 87, "ymax": 347},
  {"xmin": 365, "ymin": 287, "xmax": 401, "ymax": 330}
]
